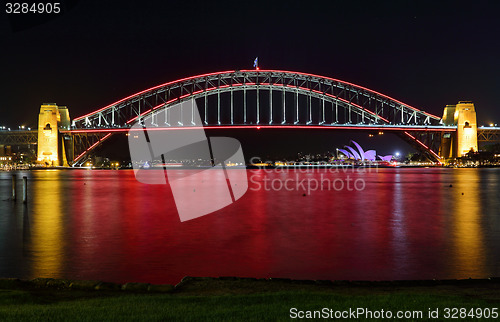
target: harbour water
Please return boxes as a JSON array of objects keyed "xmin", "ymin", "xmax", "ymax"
[{"xmin": 0, "ymin": 168, "xmax": 499, "ymax": 285}]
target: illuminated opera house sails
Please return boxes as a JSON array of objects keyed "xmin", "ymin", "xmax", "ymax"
[{"xmin": 337, "ymin": 141, "xmax": 392, "ymax": 162}]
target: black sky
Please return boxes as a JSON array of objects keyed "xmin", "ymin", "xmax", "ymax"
[{"xmin": 1, "ymin": 0, "xmax": 500, "ymax": 156}]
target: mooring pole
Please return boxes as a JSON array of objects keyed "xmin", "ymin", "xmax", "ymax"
[
  {"xmin": 23, "ymin": 176, "xmax": 28, "ymax": 204},
  {"xmin": 11, "ymin": 174, "xmax": 16, "ymax": 201}
]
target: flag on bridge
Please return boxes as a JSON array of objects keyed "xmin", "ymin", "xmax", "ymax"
[{"xmin": 253, "ymin": 57, "xmax": 259, "ymax": 70}]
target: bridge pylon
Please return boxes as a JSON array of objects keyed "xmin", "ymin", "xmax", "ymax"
[
  {"xmin": 37, "ymin": 103, "xmax": 72, "ymax": 166},
  {"xmin": 439, "ymin": 101, "xmax": 478, "ymax": 159}
]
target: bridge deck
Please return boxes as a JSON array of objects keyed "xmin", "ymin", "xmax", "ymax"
[{"xmin": 62, "ymin": 124, "xmax": 458, "ymax": 134}]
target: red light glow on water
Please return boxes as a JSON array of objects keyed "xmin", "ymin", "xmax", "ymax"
[{"xmin": 0, "ymin": 168, "xmax": 499, "ymax": 285}]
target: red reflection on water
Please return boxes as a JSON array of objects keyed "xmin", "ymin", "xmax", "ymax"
[{"xmin": 21, "ymin": 168, "xmax": 494, "ymax": 284}]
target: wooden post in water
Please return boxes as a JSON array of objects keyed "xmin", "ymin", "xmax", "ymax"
[
  {"xmin": 23, "ymin": 176, "xmax": 27, "ymax": 204},
  {"xmin": 11, "ymin": 174, "xmax": 16, "ymax": 201}
]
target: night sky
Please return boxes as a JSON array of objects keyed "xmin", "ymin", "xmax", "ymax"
[{"xmin": 1, "ymin": 0, "xmax": 500, "ymax": 158}]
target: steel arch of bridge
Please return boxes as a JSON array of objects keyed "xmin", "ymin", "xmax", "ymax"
[
  {"xmin": 69, "ymin": 70, "xmax": 454, "ymax": 163},
  {"xmin": 72, "ymin": 70, "xmax": 443, "ymax": 129}
]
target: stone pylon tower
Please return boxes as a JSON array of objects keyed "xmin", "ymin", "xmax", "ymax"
[
  {"xmin": 37, "ymin": 103, "xmax": 71, "ymax": 166},
  {"xmin": 439, "ymin": 101, "xmax": 478, "ymax": 159}
]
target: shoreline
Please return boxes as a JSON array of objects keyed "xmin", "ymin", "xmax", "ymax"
[
  {"xmin": 2, "ymin": 276, "xmax": 500, "ymax": 294},
  {"xmin": 4, "ymin": 164, "xmax": 500, "ymax": 171}
]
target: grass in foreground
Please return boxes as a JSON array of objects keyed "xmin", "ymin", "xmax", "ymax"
[{"xmin": 0, "ymin": 279, "xmax": 499, "ymax": 321}]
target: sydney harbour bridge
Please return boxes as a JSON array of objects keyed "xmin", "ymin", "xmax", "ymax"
[{"xmin": 2, "ymin": 69, "xmax": 500, "ymax": 165}]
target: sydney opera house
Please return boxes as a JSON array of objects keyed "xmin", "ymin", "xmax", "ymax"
[{"xmin": 338, "ymin": 141, "xmax": 393, "ymax": 162}]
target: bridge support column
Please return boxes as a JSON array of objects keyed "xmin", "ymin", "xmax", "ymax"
[
  {"xmin": 243, "ymin": 88, "xmax": 247, "ymax": 123},
  {"xmin": 256, "ymin": 86, "xmax": 260, "ymax": 124},
  {"xmin": 294, "ymin": 88, "xmax": 298, "ymax": 124},
  {"xmin": 269, "ymin": 88, "xmax": 273, "ymax": 124},
  {"xmin": 439, "ymin": 101, "xmax": 478, "ymax": 159},
  {"xmin": 282, "ymin": 87, "xmax": 286, "ymax": 124},
  {"xmin": 37, "ymin": 103, "xmax": 71, "ymax": 166}
]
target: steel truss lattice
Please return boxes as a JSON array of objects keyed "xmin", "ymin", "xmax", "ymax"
[
  {"xmin": 70, "ymin": 132, "xmax": 112, "ymax": 165},
  {"xmin": 72, "ymin": 70, "xmax": 444, "ymax": 130},
  {"xmin": 0, "ymin": 130, "xmax": 38, "ymax": 145},
  {"xmin": 477, "ymin": 128, "xmax": 500, "ymax": 142}
]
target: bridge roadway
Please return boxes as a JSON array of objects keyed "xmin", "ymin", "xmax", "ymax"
[
  {"xmin": 3, "ymin": 126, "xmax": 499, "ymax": 139},
  {"xmin": 61, "ymin": 124, "xmax": 458, "ymax": 133}
]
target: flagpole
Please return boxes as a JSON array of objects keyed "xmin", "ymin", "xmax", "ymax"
[{"xmin": 254, "ymin": 57, "xmax": 259, "ymax": 70}]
